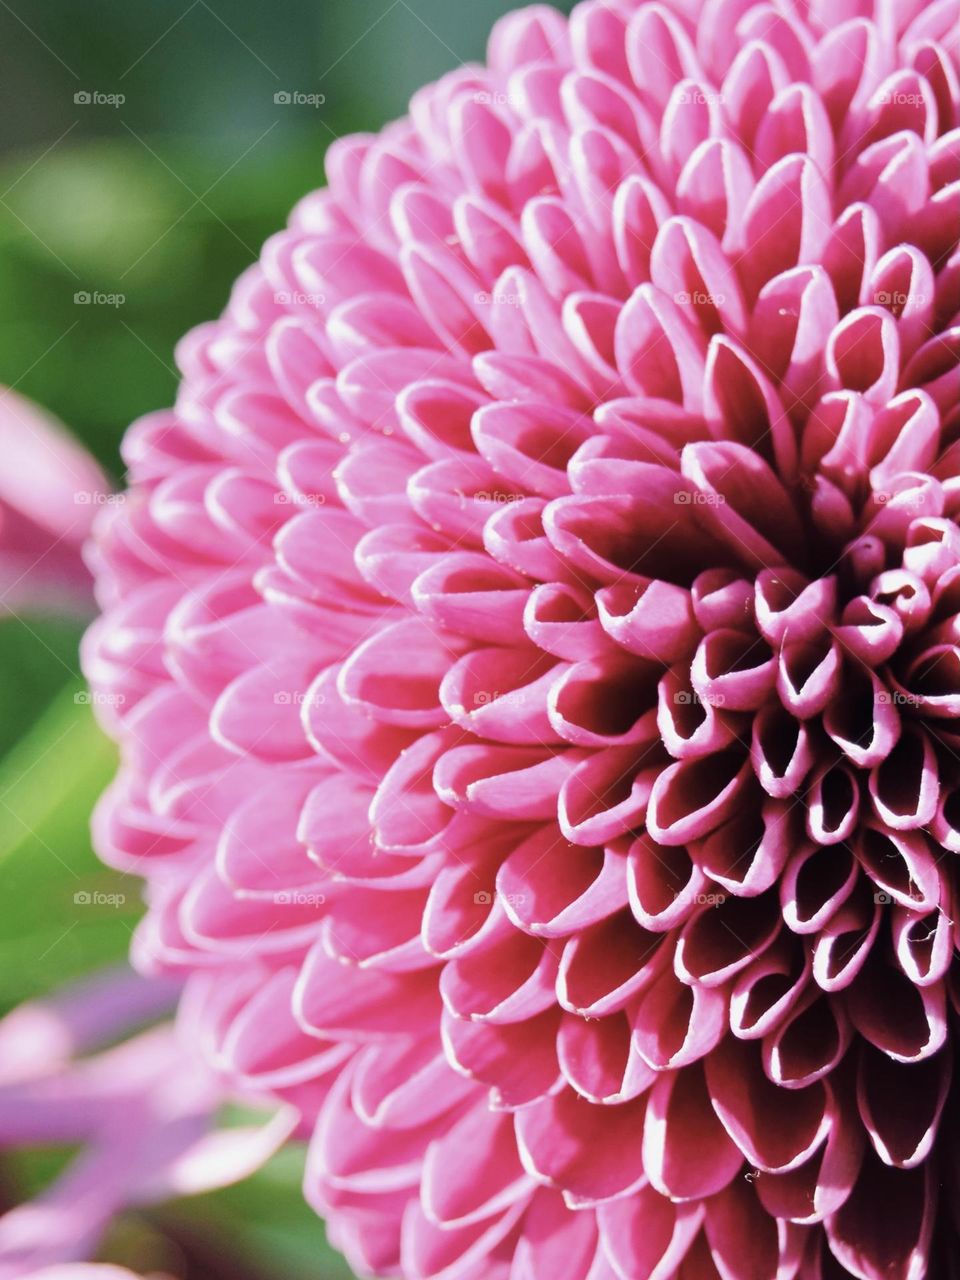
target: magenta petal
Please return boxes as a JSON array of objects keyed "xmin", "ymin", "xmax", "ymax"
[
  {"xmin": 598, "ymin": 1187, "xmax": 702, "ymax": 1280},
  {"xmin": 643, "ymin": 1064, "xmax": 743, "ymax": 1198},
  {"xmin": 596, "ymin": 579, "xmax": 699, "ymax": 664},
  {"xmin": 422, "ymin": 1105, "xmax": 530, "ymax": 1228},
  {"xmin": 558, "ymin": 911, "xmax": 663, "ymax": 1018},
  {"xmin": 559, "ymin": 745, "xmax": 660, "ymax": 844},
  {"xmin": 515, "ymin": 1089, "xmax": 647, "ymax": 1206},
  {"xmin": 497, "ymin": 829, "xmax": 628, "ymax": 938},
  {"xmin": 826, "ymin": 1154, "xmax": 934, "ymax": 1280},
  {"xmin": 856, "ymin": 1044, "xmax": 949, "ymax": 1170},
  {"xmin": 750, "ymin": 702, "xmax": 814, "ymax": 797},
  {"xmin": 296, "ymin": 946, "xmax": 440, "ymax": 1040},
  {"xmin": 510, "ymin": 1188, "xmax": 599, "ymax": 1280},
  {"xmin": 647, "ymin": 749, "xmax": 751, "ymax": 846},
  {"xmin": 632, "ymin": 961, "xmax": 728, "ymax": 1071},
  {"xmin": 707, "ymin": 1037, "xmax": 830, "ymax": 1173},
  {"xmin": 557, "ymin": 1009, "xmax": 656, "ymax": 1104},
  {"xmin": 441, "ymin": 1007, "xmax": 562, "ymax": 1109},
  {"xmin": 440, "ymin": 925, "xmax": 559, "ymax": 1024},
  {"xmin": 704, "ymin": 1177, "xmax": 806, "ymax": 1280}
]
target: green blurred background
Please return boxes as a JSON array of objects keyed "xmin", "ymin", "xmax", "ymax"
[{"xmin": 0, "ymin": 1, "xmax": 579, "ymax": 1275}]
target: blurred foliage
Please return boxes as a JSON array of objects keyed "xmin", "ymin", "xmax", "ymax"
[
  {"xmin": 157, "ymin": 1143, "xmax": 354, "ymax": 1280},
  {"xmin": 0, "ymin": 0, "xmax": 573, "ymax": 477},
  {"xmin": 7, "ymin": 1139, "xmax": 352, "ymax": 1280},
  {"xmin": 0, "ymin": 677, "xmax": 128, "ymax": 1009},
  {"xmin": 0, "ymin": 1, "xmax": 574, "ymax": 1275}
]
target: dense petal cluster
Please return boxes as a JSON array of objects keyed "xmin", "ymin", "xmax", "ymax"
[{"xmin": 84, "ymin": 0, "xmax": 960, "ymax": 1276}]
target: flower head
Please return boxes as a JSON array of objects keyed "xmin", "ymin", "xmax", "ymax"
[{"xmin": 85, "ymin": 0, "xmax": 960, "ymax": 1276}]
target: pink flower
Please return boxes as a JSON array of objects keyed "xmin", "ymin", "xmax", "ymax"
[
  {"xmin": 84, "ymin": 0, "xmax": 960, "ymax": 1276},
  {"xmin": 0, "ymin": 388, "xmax": 107, "ymax": 616},
  {"xmin": 0, "ymin": 968, "xmax": 295, "ymax": 1279}
]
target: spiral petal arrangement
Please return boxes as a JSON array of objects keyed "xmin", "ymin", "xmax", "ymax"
[{"xmin": 84, "ymin": 0, "xmax": 960, "ymax": 1275}]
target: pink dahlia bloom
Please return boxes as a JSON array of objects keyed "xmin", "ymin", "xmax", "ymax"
[
  {"xmin": 0, "ymin": 387, "xmax": 107, "ymax": 616},
  {"xmin": 0, "ymin": 968, "xmax": 294, "ymax": 1278},
  {"xmin": 84, "ymin": 0, "xmax": 960, "ymax": 1275}
]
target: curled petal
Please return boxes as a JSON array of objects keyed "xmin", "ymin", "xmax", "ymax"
[
  {"xmin": 643, "ymin": 1063, "xmax": 743, "ymax": 1198},
  {"xmin": 515, "ymin": 1088, "xmax": 647, "ymax": 1206},
  {"xmin": 826, "ymin": 1153, "xmax": 935, "ymax": 1280},
  {"xmin": 598, "ymin": 1186, "xmax": 703, "ymax": 1280},
  {"xmin": 856, "ymin": 1043, "xmax": 950, "ymax": 1170}
]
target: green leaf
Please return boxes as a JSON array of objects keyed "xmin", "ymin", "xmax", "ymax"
[
  {"xmin": 159, "ymin": 1143, "xmax": 356, "ymax": 1280},
  {"xmin": 0, "ymin": 677, "xmax": 133, "ymax": 1009}
]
